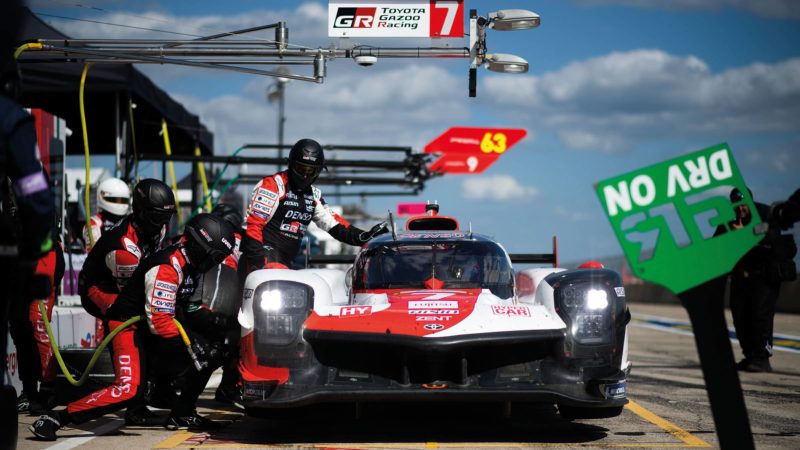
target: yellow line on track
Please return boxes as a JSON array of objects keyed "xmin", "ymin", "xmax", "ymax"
[
  {"xmin": 153, "ymin": 400, "xmax": 711, "ymax": 449},
  {"xmin": 625, "ymin": 399, "xmax": 711, "ymax": 447},
  {"xmin": 152, "ymin": 429, "xmax": 195, "ymax": 449}
]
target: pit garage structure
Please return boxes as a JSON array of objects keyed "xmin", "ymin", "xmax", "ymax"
[{"xmin": 17, "ymin": 7, "xmax": 213, "ymax": 183}]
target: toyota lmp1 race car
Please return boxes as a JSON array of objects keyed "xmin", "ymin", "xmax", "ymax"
[{"xmin": 237, "ymin": 207, "xmax": 631, "ymax": 420}]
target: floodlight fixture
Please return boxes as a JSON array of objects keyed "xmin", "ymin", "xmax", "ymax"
[
  {"xmin": 485, "ymin": 53, "xmax": 528, "ymax": 74},
  {"xmin": 487, "ymin": 9, "xmax": 541, "ymax": 31}
]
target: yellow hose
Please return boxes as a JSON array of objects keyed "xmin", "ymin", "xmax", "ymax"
[
  {"xmin": 38, "ymin": 300, "xmax": 199, "ymax": 386},
  {"xmin": 13, "ymin": 42, "xmax": 42, "ymax": 60},
  {"xmin": 80, "ymin": 63, "xmax": 95, "ymax": 249},
  {"xmin": 195, "ymin": 145, "xmax": 211, "ymax": 212},
  {"xmin": 160, "ymin": 119, "xmax": 183, "ymax": 225}
]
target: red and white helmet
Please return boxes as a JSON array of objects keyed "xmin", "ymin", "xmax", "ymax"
[{"xmin": 97, "ymin": 177, "xmax": 131, "ymax": 217}]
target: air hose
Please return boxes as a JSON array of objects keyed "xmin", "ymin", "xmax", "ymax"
[
  {"xmin": 160, "ymin": 119, "xmax": 183, "ymax": 225},
  {"xmin": 80, "ymin": 63, "xmax": 94, "ymax": 249},
  {"xmin": 38, "ymin": 300, "xmax": 202, "ymax": 386}
]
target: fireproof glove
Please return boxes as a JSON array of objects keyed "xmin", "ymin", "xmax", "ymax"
[{"xmin": 358, "ymin": 222, "xmax": 389, "ymax": 243}]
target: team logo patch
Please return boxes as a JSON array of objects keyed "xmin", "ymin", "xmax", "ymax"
[
  {"xmin": 116, "ymin": 264, "xmax": 137, "ymax": 276},
  {"xmin": 258, "ymin": 188, "xmax": 278, "ymax": 200},
  {"xmin": 243, "ymin": 289, "xmax": 254, "ymax": 299},
  {"xmin": 614, "ymin": 287, "xmax": 626, "ymax": 297},
  {"xmin": 491, "ymin": 305, "xmax": 531, "ymax": 317},
  {"xmin": 153, "ymin": 289, "xmax": 176, "ymax": 300},
  {"xmin": 122, "ymin": 237, "xmax": 141, "ymax": 259},
  {"xmin": 155, "ymin": 280, "xmax": 178, "ymax": 292},
  {"xmin": 423, "ymin": 323, "xmax": 445, "ymax": 330}
]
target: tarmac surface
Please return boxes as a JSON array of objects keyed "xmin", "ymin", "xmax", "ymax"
[{"xmin": 14, "ymin": 303, "xmax": 800, "ymax": 449}]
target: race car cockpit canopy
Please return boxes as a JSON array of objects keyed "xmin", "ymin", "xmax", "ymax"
[{"xmin": 353, "ymin": 237, "xmax": 514, "ymax": 299}]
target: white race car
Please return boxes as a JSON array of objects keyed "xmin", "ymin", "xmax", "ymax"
[{"xmin": 237, "ymin": 209, "xmax": 631, "ymax": 419}]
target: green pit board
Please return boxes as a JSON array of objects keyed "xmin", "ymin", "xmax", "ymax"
[{"xmin": 595, "ymin": 143, "xmax": 762, "ymax": 294}]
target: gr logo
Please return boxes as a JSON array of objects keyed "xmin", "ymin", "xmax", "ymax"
[{"xmin": 334, "ymin": 7, "xmax": 376, "ymax": 28}]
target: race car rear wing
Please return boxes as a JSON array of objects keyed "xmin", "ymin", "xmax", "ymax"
[{"xmin": 306, "ymin": 236, "xmax": 559, "ymax": 268}]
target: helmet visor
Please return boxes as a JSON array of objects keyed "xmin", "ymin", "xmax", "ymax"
[
  {"xmin": 102, "ymin": 196, "xmax": 130, "ymax": 205},
  {"xmin": 291, "ymin": 161, "xmax": 322, "ymax": 179},
  {"xmin": 148, "ymin": 208, "xmax": 175, "ymax": 227}
]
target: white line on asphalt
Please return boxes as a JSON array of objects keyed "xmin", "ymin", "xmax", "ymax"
[
  {"xmin": 630, "ymin": 315, "xmax": 800, "ymax": 354},
  {"xmin": 44, "ymin": 419, "xmax": 123, "ymax": 450}
]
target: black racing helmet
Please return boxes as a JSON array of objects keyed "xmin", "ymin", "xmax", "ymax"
[
  {"xmin": 183, "ymin": 213, "xmax": 235, "ymax": 273},
  {"xmin": 287, "ymin": 138, "xmax": 324, "ymax": 190},
  {"xmin": 212, "ymin": 203, "xmax": 243, "ymax": 231},
  {"xmin": 132, "ymin": 179, "xmax": 176, "ymax": 235}
]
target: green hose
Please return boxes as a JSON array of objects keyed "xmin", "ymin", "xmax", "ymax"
[{"xmin": 38, "ymin": 300, "xmax": 200, "ymax": 386}]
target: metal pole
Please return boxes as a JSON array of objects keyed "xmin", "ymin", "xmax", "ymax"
[{"xmin": 278, "ymin": 81, "xmax": 285, "ymax": 172}]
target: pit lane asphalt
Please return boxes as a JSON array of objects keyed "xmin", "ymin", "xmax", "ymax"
[{"xmin": 15, "ymin": 303, "xmax": 800, "ymax": 450}]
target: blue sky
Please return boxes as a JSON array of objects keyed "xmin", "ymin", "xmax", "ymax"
[{"xmin": 36, "ymin": 0, "xmax": 800, "ymax": 263}]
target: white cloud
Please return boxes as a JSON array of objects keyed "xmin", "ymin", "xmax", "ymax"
[
  {"xmin": 461, "ymin": 175, "xmax": 538, "ymax": 201},
  {"xmin": 484, "ymin": 50, "xmax": 800, "ymax": 152},
  {"xmin": 575, "ymin": 0, "xmax": 800, "ymax": 19}
]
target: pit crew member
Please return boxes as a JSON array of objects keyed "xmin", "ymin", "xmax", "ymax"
[
  {"xmin": 240, "ymin": 138, "xmax": 387, "ymax": 274},
  {"xmin": 30, "ymin": 214, "xmax": 236, "ymax": 440},
  {"xmin": 83, "ymin": 177, "xmax": 131, "ymax": 252}
]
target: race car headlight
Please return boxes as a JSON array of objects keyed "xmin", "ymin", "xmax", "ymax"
[
  {"xmin": 556, "ymin": 283, "xmax": 612, "ymax": 344},
  {"xmin": 253, "ymin": 281, "xmax": 312, "ymax": 346}
]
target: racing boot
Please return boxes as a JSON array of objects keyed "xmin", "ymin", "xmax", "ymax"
[
  {"xmin": 214, "ymin": 383, "xmax": 244, "ymax": 410},
  {"xmin": 165, "ymin": 410, "xmax": 221, "ymax": 431},
  {"xmin": 125, "ymin": 404, "xmax": 161, "ymax": 426},
  {"xmin": 16, "ymin": 391, "xmax": 30, "ymax": 413},
  {"xmin": 30, "ymin": 411, "xmax": 63, "ymax": 441}
]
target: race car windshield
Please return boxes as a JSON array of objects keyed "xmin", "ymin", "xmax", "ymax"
[{"xmin": 353, "ymin": 241, "xmax": 514, "ymax": 299}]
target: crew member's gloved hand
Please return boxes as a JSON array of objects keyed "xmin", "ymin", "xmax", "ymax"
[
  {"xmin": 359, "ymin": 222, "xmax": 389, "ymax": 243},
  {"xmin": 191, "ymin": 340, "xmax": 224, "ymax": 369},
  {"xmin": 211, "ymin": 313, "xmax": 240, "ymax": 331}
]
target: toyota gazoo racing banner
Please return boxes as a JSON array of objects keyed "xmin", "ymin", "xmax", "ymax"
[{"xmin": 328, "ymin": 0, "xmax": 463, "ymax": 38}]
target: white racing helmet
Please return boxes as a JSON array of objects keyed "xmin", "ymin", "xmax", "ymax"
[{"xmin": 97, "ymin": 177, "xmax": 131, "ymax": 217}]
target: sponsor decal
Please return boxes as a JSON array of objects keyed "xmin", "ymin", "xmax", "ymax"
[
  {"xmin": 123, "ymin": 237, "xmax": 141, "ymax": 258},
  {"xmin": 491, "ymin": 305, "xmax": 531, "ymax": 317},
  {"xmin": 252, "ymin": 211, "xmax": 267, "ymax": 219},
  {"xmin": 333, "ymin": 6, "xmax": 377, "ymax": 28},
  {"xmin": 111, "ymin": 355, "xmax": 133, "ymax": 398},
  {"xmin": 280, "ymin": 221, "xmax": 305, "ymax": 233},
  {"xmin": 408, "ymin": 309, "xmax": 459, "ymax": 315},
  {"xmin": 155, "ymin": 280, "xmax": 178, "ymax": 292},
  {"xmin": 258, "ymin": 188, "xmax": 278, "ymax": 200},
  {"xmin": 153, "ymin": 290, "xmax": 176, "ymax": 301},
  {"xmin": 423, "ymin": 323, "xmax": 445, "ymax": 330},
  {"xmin": 400, "ymin": 232, "xmax": 467, "ymax": 239},
  {"xmin": 199, "ymin": 228, "xmax": 213, "ymax": 242},
  {"xmin": 152, "ymin": 298, "xmax": 175, "ymax": 310},
  {"xmin": 171, "ymin": 256, "xmax": 183, "ymax": 279},
  {"xmin": 116, "ymin": 264, "xmax": 137, "ymax": 277},
  {"xmin": 221, "ymin": 237, "xmax": 233, "ymax": 250},
  {"xmin": 339, "ymin": 305, "xmax": 372, "ymax": 316},
  {"xmin": 284, "ymin": 210, "xmax": 312, "ymax": 222},
  {"xmin": 602, "ymin": 381, "xmax": 626, "ymax": 399},
  {"xmin": 416, "ymin": 315, "xmax": 452, "ymax": 322},
  {"xmin": 244, "ymin": 288, "xmax": 254, "ymax": 299},
  {"xmin": 614, "ymin": 287, "xmax": 626, "ymax": 297},
  {"xmin": 408, "ymin": 300, "xmax": 458, "ymax": 309},
  {"xmin": 328, "ymin": 1, "xmax": 463, "ymax": 38}
]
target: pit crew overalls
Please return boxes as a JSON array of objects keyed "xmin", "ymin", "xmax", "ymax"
[{"xmin": 240, "ymin": 171, "xmax": 362, "ymax": 273}]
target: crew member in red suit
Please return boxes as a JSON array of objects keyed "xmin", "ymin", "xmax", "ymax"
[
  {"xmin": 10, "ymin": 242, "xmax": 64, "ymax": 415},
  {"xmin": 30, "ymin": 214, "xmax": 235, "ymax": 440},
  {"xmin": 77, "ymin": 178, "xmax": 175, "ymax": 425},
  {"xmin": 240, "ymin": 138, "xmax": 387, "ymax": 276}
]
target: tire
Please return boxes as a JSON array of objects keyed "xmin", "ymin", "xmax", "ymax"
[{"xmin": 558, "ymin": 404, "xmax": 624, "ymax": 420}]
